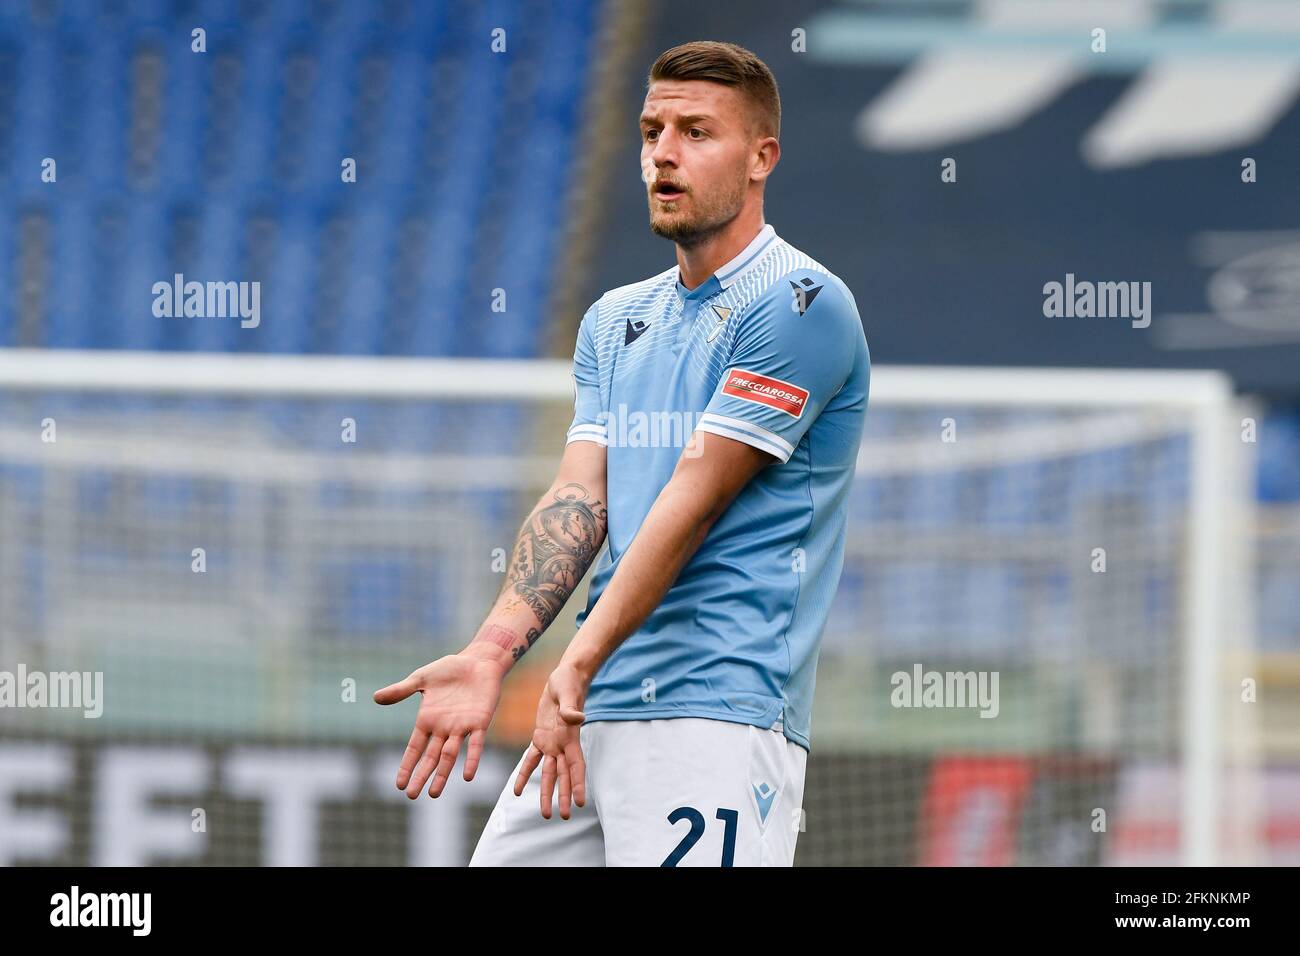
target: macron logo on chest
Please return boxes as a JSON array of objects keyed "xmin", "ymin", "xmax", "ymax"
[{"xmin": 722, "ymin": 369, "xmax": 809, "ymax": 418}]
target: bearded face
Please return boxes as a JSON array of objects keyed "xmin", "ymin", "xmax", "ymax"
[{"xmin": 640, "ymin": 80, "xmax": 759, "ymax": 249}]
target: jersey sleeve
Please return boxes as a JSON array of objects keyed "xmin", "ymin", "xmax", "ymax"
[
  {"xmin": 697, "ymin": 271, "xmax": 861, "ymax": 463},
  {"xmin": 566, "ymin": 301, "xmax": 607, "ymax": 446}
]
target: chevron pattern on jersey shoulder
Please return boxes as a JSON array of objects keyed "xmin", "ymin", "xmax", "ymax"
[
  {"xmin": 588, "ymin": 266, "xmax": 678, "ymax": 367},
  {"xmin": 586, "ymin": 236, "xmax": 840, "ymax": 387}
]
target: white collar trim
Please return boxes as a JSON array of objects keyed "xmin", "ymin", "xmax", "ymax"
[{"xmin": 675, "ymin": 224, "xmax": 779, "ymax": 292}]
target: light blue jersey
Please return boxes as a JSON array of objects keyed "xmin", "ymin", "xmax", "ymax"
[{"xmin": 567, "ymin": 225, "xmax": 870, "ymax": 750}]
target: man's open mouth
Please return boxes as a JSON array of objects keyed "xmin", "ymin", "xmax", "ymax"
[{"xmin": 653, "ymin": 182, "xmax": 686, "ymax": 200}]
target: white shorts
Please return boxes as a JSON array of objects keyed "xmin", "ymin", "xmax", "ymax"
[{"xmin": 469, "ymin": 717, "xmax": 808, "ymax": 867}]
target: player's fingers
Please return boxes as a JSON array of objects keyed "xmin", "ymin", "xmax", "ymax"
[
  {"xmin": 565, "ymin": 739, "xmax": 587, "ymax": 808},
  {"xmin": 405, "ymin": 735, "xmax": 445, "ymax": 799},
  {"xmin": 556, "ymin": 752, "xmax": 572, "ymax": 820},
  {"xmin": 539, "ymin": 754, "xmax": 557, "ymax": 820},
  {"xmin": 373, "ymin": 672, "xmax": 420, "ymax": 706},
  {"xmin": 463, "ymin": 729, "xmax": 486, "ymax": 781},
  {"xmin": 513, "ymin": 744, "xmax": 542, "ymax": 797},
  {"xmin": 396, "ymin": 725, "xmax": 430, "ymax": 791},
  {"xmin": 428, "ymin": 734, "xmax": 462, "ymax": 798}
]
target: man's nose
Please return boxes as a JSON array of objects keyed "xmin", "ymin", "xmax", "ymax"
[{"xmin": 651, "ymin": 129, "xmax": 679, "ymax": 166}]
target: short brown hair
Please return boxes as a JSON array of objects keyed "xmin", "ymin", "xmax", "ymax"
[{"xmin": 648, "ymin": 41, "xmax": 780, "ymax": 139}]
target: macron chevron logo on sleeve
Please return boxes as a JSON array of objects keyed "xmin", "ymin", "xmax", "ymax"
[
  {"xmin": 789, "ymin": 277, "xmax": 822, "ymax": 315},
  {"xmin": 723, "ymin": 369, "xmax": 809, "ymax": 418}
]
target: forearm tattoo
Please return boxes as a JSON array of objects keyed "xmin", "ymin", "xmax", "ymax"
[
  {"xmin": 472, "ymin": 623, "xmax": 541, "ymax": 663},
  {"xmin": 472, "ymin": 483, "xmax": 606, "ymax": 663},
  {"xmin": 513, "ymin": 628, "xmax": 542, "ymax": 662},
  {"xmin": 476, "ymin": 624, "xmax": 520, "ymax": 652}
]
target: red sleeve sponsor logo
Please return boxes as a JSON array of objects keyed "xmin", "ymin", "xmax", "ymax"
[{"xmin": 722, "ymin": 369, "xmax": 809, "ymax": 418}]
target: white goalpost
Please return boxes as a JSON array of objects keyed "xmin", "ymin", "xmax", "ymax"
[{"xmin": 0, "ymin": 349, "xmax": 1259, "ymax": 866}]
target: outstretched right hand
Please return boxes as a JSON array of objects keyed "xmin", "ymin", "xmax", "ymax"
[{"xmin": 374, "ymin": 647, "xmax": 508, "ymax": 799}]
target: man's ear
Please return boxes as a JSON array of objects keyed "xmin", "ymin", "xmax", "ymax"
[{"xmin": 752, "ymin": 136, "xmax": 780, "ymax": 182}]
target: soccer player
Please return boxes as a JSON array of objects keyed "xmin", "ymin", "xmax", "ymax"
[{"xmin": 375, "ymin": 40, "xmax": 869, "ymax": 866}]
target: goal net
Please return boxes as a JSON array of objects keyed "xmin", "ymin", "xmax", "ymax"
[{"xmin": 0, "ymin": 351, "xmax": 1259, "ymax": 866}]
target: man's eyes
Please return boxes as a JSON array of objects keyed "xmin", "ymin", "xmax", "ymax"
[{"xmin": 642, "ymin": 127, "xmax": 708, "ymax": 142}]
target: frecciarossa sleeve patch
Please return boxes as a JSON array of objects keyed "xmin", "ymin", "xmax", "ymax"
[{"xmin": 722, "ymin": 369, "xmax": 809, "ymax": 418}]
